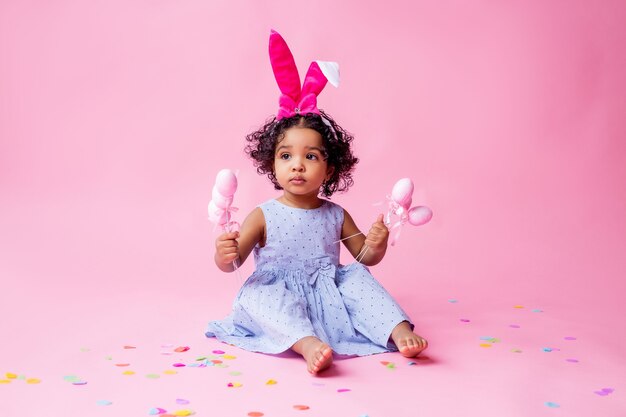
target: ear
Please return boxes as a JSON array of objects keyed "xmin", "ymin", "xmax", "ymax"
[{"xmin": 326, "ymin": 166, "xmax": 335, "ymax": 180}]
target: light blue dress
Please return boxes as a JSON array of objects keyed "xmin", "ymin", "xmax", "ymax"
[{"xmin": 205, "ymin": 198, "xmax": 412, "ymax": 356}]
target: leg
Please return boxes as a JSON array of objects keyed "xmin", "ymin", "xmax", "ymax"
[
  {"xmin": 291, "ymin": 336, "xmax": 334, "ymax": 374},
  {"xmin": 391, "ymin": 320, "xmax": 428, "ymax": 357}
]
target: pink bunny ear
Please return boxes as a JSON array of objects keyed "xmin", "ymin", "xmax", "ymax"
[
  {"xmin": 269, "ymin": 30, "xmax": 301, "ymax": 111},
  {"xmin": 268, "ymin": 30, "xmax": 339, "ymax": 120}
]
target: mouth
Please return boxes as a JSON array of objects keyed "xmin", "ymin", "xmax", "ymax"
[{"xmin": 290, "ymin": 177, "xmax": 305, "ymax": 184}]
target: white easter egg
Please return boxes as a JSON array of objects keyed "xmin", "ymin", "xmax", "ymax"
[
  {"xmin": 215, "ymin": 169, "xmax": 238, "ymax": 197},
  {"xmin": 208, "ymin": 200, "xmax": 230, "ymax": 225},
  {"xmin": 407, "ymin": 206, "xmax": 433, "ymax": 226},
  {"xmin": 391, "ymin": 178, "xmax": 414, "ymax": 208},
  {"xmin": 212, "ymin": 185, "xmax": 233, "ymax": 209}
]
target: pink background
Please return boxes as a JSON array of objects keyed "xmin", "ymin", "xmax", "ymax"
[{"xmin": 1, "ymin": 1, "xmax": 625, "ymax": 416}]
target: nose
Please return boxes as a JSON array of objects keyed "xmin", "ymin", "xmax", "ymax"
[{"xmin": 291, "ymin": 157, "xmax": 304, "ymax": 172}]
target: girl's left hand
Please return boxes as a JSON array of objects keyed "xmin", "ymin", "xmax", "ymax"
[{"xmin": 364, "ymin": 214, "xmax": 389, "ymax": 252}]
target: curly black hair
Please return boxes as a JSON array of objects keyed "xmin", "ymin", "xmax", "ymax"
[{"xmin": 245, "ymin": 110, "xmax": 359, "ymax": 198}]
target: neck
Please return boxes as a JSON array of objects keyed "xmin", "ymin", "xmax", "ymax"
[{"xmin": 278, "ymin": 194, "xmax": 324, "ymax": 209}]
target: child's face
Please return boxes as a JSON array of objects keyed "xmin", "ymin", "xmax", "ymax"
[{"xmin": 273, "ymin": 127, "xmax": 333, "ymax": 199}]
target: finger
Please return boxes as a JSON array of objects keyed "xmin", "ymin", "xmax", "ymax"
[
  {"xmin": 376, "ymin": 213, "xmax": 384, "ymax": 224},
  {"xmin": 218, "ymin": 231, "xmax": 239, "ymax": 241}
]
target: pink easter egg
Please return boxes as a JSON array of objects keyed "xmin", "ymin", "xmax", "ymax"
[
  {"xmin": 212, "ymin": 185, "xmax": 233, "ymax": 209},
  {"xmin": 391, "ymin": 178, "xmax": 414, "ymax": 208},
  {"xmin": 208, "ymin": 200, "xmax": 230, "ymax": 225},
  {"xmin": 215, "ymin": 169, "xmax": 238, "ymax": 197},
  {"xmin": 407, "ymin": 206, "xmax": 432, "ymax": 226}
]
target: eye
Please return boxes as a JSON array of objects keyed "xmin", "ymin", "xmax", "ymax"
[
  {"xmin": 279, "ymin": 153, "xmax": 291, "ymax": 160},
  {"xmin": 306, "ymin": 153, "xmax": 319, "ymax": 160}
]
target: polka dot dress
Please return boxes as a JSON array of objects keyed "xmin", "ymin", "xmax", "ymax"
[{"xmin": 205, "ymin": 199, "xmax": 412, "ymax": 356}]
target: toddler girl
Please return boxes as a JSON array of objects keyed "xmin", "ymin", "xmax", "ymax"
[{"xmin": 206, "ymin": 31, "xmax": 427, "ymax": 374}]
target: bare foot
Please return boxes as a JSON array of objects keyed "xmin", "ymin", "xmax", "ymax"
[
  {"xmin": 291, "ymin": 336, "xmax": 333, "ymax": 374},
  {"xmin": 391, "ymin": 321, "xmax": 428, "ymax": 358}
]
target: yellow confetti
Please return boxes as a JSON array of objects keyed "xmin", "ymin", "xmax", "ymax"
[
  {"xmin": 0, "ymin": 380, "xmax": 11, "ymax": 384},
  {"xmin": 122, "ymin": 371, "xmax": 135, "ymax": 375},
  {"xmin": 26, "ymin": 378, "xmax": 41, "ymax": 384},
  {"xmin": 222, "ymin": 355, "xmax": 237, "ymax": 360},
  {"xmin": 514, "ymin": 305, "xmax": 524, "ymax": 309},
  {"xmin": 163, "ymin": 370, "xmax": 177, "ymax": 375},
  {"xmin": 511, "ymin": 349, "xmax": 523, "ymax": 353},
  {"xmin": 6, "ymin": 373, "xmax": 17, "ymax": 379},
  {"xmin": 479, "ymin": 343, "xmax": 492, "ymax": 348},
  {"xmin": 265, "ymin": 379, "xmax": 277, "ymax": 385},
  {"xmin": 173, "ymin": 410, "xmax": 193, "ymax": 416}
]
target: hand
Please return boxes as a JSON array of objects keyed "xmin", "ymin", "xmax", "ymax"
[
  {"xmin": 215, "ymin": 231, "xmax": 240, "ymax": 266},
  {"xmin": 364, "ymin": 214, "xmax": 389, "ymax": 253}
]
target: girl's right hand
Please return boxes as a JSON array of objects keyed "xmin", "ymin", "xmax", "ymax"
[{"xmin": 215, "ymin": 231, "xmax": 240, "ymax": 266}]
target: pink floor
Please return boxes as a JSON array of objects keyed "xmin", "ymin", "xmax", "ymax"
[{"xmin": 1, "ymin": 224, "xmax": 624, "ymax": 417}]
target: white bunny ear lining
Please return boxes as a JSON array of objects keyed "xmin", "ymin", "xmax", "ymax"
[{"xmin": 316, "ymin": 61, "xmax": 340, "ymax": 88}]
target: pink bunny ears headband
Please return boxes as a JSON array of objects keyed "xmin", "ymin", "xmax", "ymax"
[{"xmin": 269, "ymin": 30, "xmax": 340, "ymax": 120}]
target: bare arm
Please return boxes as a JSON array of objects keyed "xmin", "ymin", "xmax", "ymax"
[
  {"xmin": 342, "ymin": 210, "xmax": 389, "ymax": 266},
  {"xmin": 214, "ymin": 207, "xmax": 265, "ymax": 273}
]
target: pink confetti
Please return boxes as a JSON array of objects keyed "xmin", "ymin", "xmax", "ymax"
[
  {"xmin": 337, "ymin": 388, "xmax": 351, "ymax": 393},
  {"xmin": 212, "ymin": 350, "xmax": 225, "ymax": 354},
  {"xmin": 172, "ymin": 363, "xmax": 186, "ymax": 367}
]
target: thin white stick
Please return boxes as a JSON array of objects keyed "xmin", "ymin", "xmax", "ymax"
[
  {"xmin": 333, "ymin": 231, "xmax": 364, "ymax": 244},
  {"xmin": 355, "ymin": 245, "xmax": 369, "ymax": 263}
]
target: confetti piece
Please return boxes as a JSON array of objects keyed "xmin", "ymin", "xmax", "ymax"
[
  {"xmin": 532, "ymin": 309, "xmax": 543, "ymax": 313},
  {"xmin": 123, "ymin": 345, "xmax": 137, "ymax": 349},
  {"xmin": 105, "ymin": 356, "xmax": 113, "ymax": 360},
  {"xmin": 229, "ymin": 371, "xmax": 242, "ymax": 376},
  {"xmin": 407, "ymin": 361, "xmax": 417, "ymax": 366},
  {"xmin": 0, "ymin": 380, "xmax": 10, "ymax": 384},
  {"xmin": 460, "ymin": 319, "xmax": 470, "ymax": 322},
  {"xmin": 511, "ymin": 349, "xmax": 523, "ymax": 353},
  {"xmin": 564, "ymin": 337, "xmax": 577, "ymax": 341},
  {"xmin": 172, "ymin": 363, "xmax": 186, "ymax": 367},
  {"xmin": 149, "ymin": 408, "xmax": 167, "ymax": 415},
  {"xmin": 565, "ymin": 358, "xmax": 579, "ymax": 363},
  {"xmin": 97, "ymin": 400, "xmax": 112, "ymax": 406},
  {"xmin": 248, "ymin": 413, "xmax": 264, "ymax": 417},
  {"xmin": 146, "ymin": 374, "xmax": 160, "ymax": 379},
  {"xmin": 176, "ymin": 399, "xmax": 190, "ymax": 405},
  {"xmin": 509, "ymin": 324, "xmax": 520, "ymax": 328},
  {"xmin": 211, "ymin": 360, "xmax": 223, "ymax": 364},
  {"xmin": 594, "ymin": 388, "xmax": 614, "ymax": 396},
  {"xmin": 163, "ymin": 370, "xmax": 177, "ymax": 375},
  {"xmin": 293, "ymin": 405, "xmax": 310, "ymax": 410},
  {"xmin": 212, "ymin": 350, "xmax": 225, "ymax": 354},
  {"xmin": 545, "ymin": 402, "xmax": 560, "ymax": 408},
  {"xmin": 123, "ymin": 371, "xmax": 135, "ymax": 375},
  {"xmin": 266, "ymin": 379, "xmax": 277, "ymax": 385},
  {"xmin": 542, "ymin": 348, "xmax": 553, "ymax": 352},
  {"xmin": 174, "ymin": 347, "xmax": 190, "ymax": 353},
  {"xmin": 6, "ymin": 373, "xmax": 17, "ymax": 379},
  {"xmin": 72, "ymin": 381, "xmax": 88, "ymax": 385},
  {"xmin": 514, "ymin": 305, "xmax": 524, "ymax": 309},
  {"xmin": 222, "ymin": 355, "xmax": 237, "ymax": 360},
  {"xmin": 448, "ymin": 299, "xmax": 458, "ymax": 303},
  {"xmin": 80, "ymin": 347, "xmax": 90, "ymax": 352},
  {"xmin": 173, "ymin": 410, "xmax": 193, "ymax": 416},
  {"xmin": 337, "ymin": 388, "xmax": 351, "ymax": 393},
  {"xmin": 479, "ymin": 343, "xmax": 492, "ymax": 348},
  {"xmin": 115, "ymin": 363, "xmax": 130, "ymax": 367},
  {"xmin": 227, "ymin": 382, "xmax": 242, "ymax": 388},
  {"xmin": 26, "ymin": 378, "xmax": 41, "ymax": 384},
  {"xmin": 196, "ymin": 357, "xmax": 207, "ymax": 361}
]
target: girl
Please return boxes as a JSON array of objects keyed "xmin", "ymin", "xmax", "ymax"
[{"xmin": 206, "ymin": 31, "xmax": 427, "ymax": 374}]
